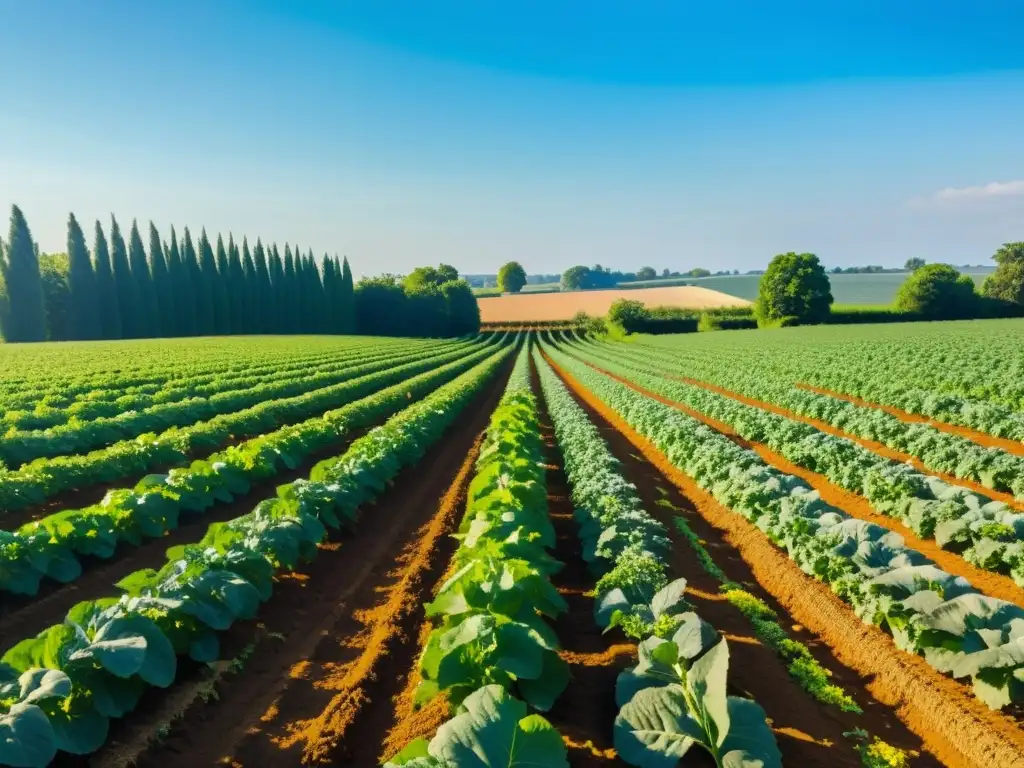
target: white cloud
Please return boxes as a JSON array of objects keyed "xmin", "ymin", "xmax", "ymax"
[{"xmin": 934, "ymin": 180, "xmax": 1024, "ymax": 201}]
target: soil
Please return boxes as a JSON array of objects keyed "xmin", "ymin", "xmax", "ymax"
[
  {"xmin": 544, "ymin": 352, "xmax": 1024, "ymax": 768},
  {"xmin": 478, "ymin": 286, "xmax": 749, "ymax": 323},
  {"xmin": 96, "ymin": 357, "xmax": 512, "ymax": 768},
  {"xmin": 579, "ymin": 357, "xmax": 1024, "ymax": 608},
  {"xmin": 797, "ymin": 383, "xmax": 1024, "ymax": 458}
]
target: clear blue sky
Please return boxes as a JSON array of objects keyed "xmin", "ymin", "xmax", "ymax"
[{"xmin": 2, "ymin": 1, "xmax": 1023, "ymax": 275}]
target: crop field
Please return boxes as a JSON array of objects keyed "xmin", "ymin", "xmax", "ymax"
[
  {"xmin": 478, "ymin": 285, "xmax": 750, "ymax": 323},
  {"xmin": 3, "ymin": 321, "xmax": 1024, "ymax": 768}
]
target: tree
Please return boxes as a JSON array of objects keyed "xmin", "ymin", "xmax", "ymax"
[
  {"xmin": 92, "ymin": 221, "xmax": 121, "ymax": 339},
  {"xmin": 39, "ymin": 252, "xmax": 71, "ymax": 341},
  {"xmin": 253, "ymin": 240, "xmax": 274, "ymax": 333},
  {"xmin": 0, "ymin": 205, "xmax": 47, "ymax": 342},
  {"xmin": 196, "ymin": 229, "xmax": 217, "ymax": 335},
  {"xmin": 148, "ymin": 223, "xmax": 173, "ymax": 337},
  {"xmin": 227, "ymin": 236, "xmax": 247, "ymax": 333},
  {"xmin": 168, "ymin": 228, "xmax": 196, "ymax": 337},
  {"xmin": 982, "ymin": 242, "xmax": 1024, "ymax": 305},
  {"xmin": 268, "ymin": 245, "xmax": 285, "ymax": 333},
  {"xmin": 66, "ymin": 213, "xmax": 99, "ymax": 340},
  {"xmin": 181, "ymin": 228, "xmax": 202, "ymax": 336},
  {"xmin": 755, "ymin": 252, "xmax": 833, "ymax": 326},
  {"xmin": 110, "ymin": 216, "xmax": 141, "ymax": 337},
  {"xmin": 904, "ymin": 257, "xmax": 926, "ymax": 272},
  {"xmin": 341, "ymin": 257, "xmax": 355, "ymax": 333},
  {"xmin": 283, "ymin": 246, "xmax": 297, "ymax": 333},
  {"xmin": 896, "ymin": 263, "xmax": 978, "ymax": 319},
  {"xmin": 212, "ymin": 234, "xmax": 232, "ymax": 334},
  {"xmin": 688, "ymin": 268, "xmax": 711, "ymax": 278},
  {"xmin": 496, "ymin": 261, "xmax": 527, "ymax": 293},
  {"xmin": 129, "ymin": 220, "xmax": 158, "ymax": 338},
  {"xmin": 355, "ymin": 276, "xmax": 408, "ymax": 336},
  {"xmin": 241, "ymin": 239, "xmax": 258, "ymax": 333},
  {"xmin": 561, "ymin": 266, "xmax": 591, "ymax": 291},
  {"xmin": 607, "ymin": 298, "xmax": 648, "ymax": 332},
  {"xmin": 636, "ymin": 266, "xmax": 657, "ymax": 281}
]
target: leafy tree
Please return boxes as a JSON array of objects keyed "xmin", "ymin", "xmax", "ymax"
[
  {"xmin": 148, "ymin": 223, "xmax": 173, "ymax": 337},
  {"xmin": 92, "ymin": 221, "xmax": 121, "ymax": 339},
  {"xmin": 181, "ymin": 228, "xmax": 203, "ymax": 336},
  {"xmin": 129, "ymin": 220, "xmax": 158, "ymax": 338},
  {"xmin": 904, "ymin": 257, "xmax": 926, "ymax": 272},
  {"xmin": 212, "ymin": 234, "xmax": 232, "ymax": 334},
  {"xmin": 39, "ymin": 252, "xmax": 71, "ymax": 341},
  {"xmin": 607, "ymin": 298, "xmax": 648, "ymax": 332},
  {"xmin": 636, "ymin": 266, "xmax": 657, "ymax": 281},
  {"xmin": 341, "ymin": 256, "xmax": 355, "ymax": 333},
  {"xmin": 355, "ymin": 275, "xmax": 408, "ymax": 336},
  {"xmin": 440, "ymin": 279, "xmax": 481, "ymax": 335},
  {"xmin": 110, "ymin": 216, "xmax": 139, "ymax": 337},
  {"xmin": 982, "ymin": 242, "xmax": 1024, "ymax": 305},
  {"xmin": 896, "ymin": 263, "xmax": 978, "ymax": 319},
  {"xmin": 196, "ymin": 229, "xmax": 218, "ymax": 335},
  {"xmin": 755, "ymin": 252, "xmax": 833, "ymax": 325},
  {"xmin": 561, "ymin": 265, "xmax": 591, "ymax": 291},
  {"xmin": 66, "ymin": 213, "xmax": 99, "ymax": 340},
  {"xmin": 0, "ymin": 205, "xmax": 47, "ymax": 342},
  {"xmin": 688, "ymin": 268, "xmax": 711, "ymax": 278},
  {"xmin": 496, "ymin": 261, "xmax": 527, "ymax": 293}
]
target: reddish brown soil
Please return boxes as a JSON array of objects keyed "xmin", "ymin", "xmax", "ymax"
[
  {"xmin": 579, "ymin": 358, "xmax": 1024, "ymax": 608},
  {"xmin": 93, "ymin": 361, "xmax": 511, "ymax": 768},
  {"xmin": 0, "ymin": 429, "xmax": 380, "ymax": 652},
  {"xmin": 532, "ymin": 365, "xmax": 633, "ymax": 767},
  {"xmin": 798, "ymin": 383, "xmax": 1024, "ymax": 458},
  {"xmin": 545, "ymin": 353, "xmax": 1024, "ymax": 768}
]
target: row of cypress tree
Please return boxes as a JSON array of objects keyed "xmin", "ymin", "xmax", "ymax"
[{"xmin": 0, "ymin": 205, "xmax": 356, "ymax": 342}]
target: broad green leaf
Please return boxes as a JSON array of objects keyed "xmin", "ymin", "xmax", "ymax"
[
  {"xmin": 719, "ymin": 698, "xmax": 782, "ymax": 768},
  {"xmin": 686, "ymin": 639, "xmax": 730, "ymax": 750},
  {"xmin": 614, "ymin": 685, "xmax": 698, "ymax": 767},
  {"xmin": 0, "ymin": 702, "xmax": 58, "ymax": 768}
]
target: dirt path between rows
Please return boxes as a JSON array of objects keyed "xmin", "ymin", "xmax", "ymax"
[
  {"xmin": 797, "ymin": 383, "xmax": 1024, "ymax": 458},
  {"xmin": 531, "ymin": 363, "xmax": 633, "ymax": 768},
  {"xmin": 544, "ymin": 352, "xmax": 1024, "ymax": 768},
  {"xmin": 544, "ymin": 354, "xmax": 940, "ymax": 768},
  {"xmin": 84, "ymin": 360, "xmax": 511, "ymax": 768},
  {"xmin": 574, "ymin": 355, "xmax": 1024, "ymax": 609}
]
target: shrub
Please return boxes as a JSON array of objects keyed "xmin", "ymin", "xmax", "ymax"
[
  {"xmin": 496, "ymin": 261, "xmax": 527, "ymax": 293},
  {"xmin": 982, "ymin": 242, "xmax": 1024, "ymax": 306},
  {"xmin": 607, "ymin": 299, "xmax": 648, "ymax": 331},
  {"xmin": 755, "ymin": 252, "xmax": 833, "ymax": 326},
  {"xmin": 895, "ymin": 263, "xmax": 978, "ymax": 319}
]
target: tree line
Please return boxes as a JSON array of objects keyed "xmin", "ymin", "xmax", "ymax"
[{"xmin": 0, "ymin": 205, "xmax": 481, "ymax": 343}]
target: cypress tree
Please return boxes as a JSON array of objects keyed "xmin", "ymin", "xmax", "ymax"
[
  {"xmin": 241, "ymin": 238, "xmax": 258, "ymax": 334},
  {"xmin": 66, "ymin": 213, "xmax": 100, "ymax": 340},
  {"xmin": 341, "ymin": 256, "xmax": 355, "ymax": 334},
  {"xmin": 166, "ymin": 228, "xmax": 191, "ymax": 336},
  {"xmin": 321, "ymin": 255, "xmax": 338, "ymax": 333},
  {"xmin": 0, "ymin": 205, "xmax": 47, "ymax": 342},
  {"xmin": 253, "ymin": 239, "xmax": 273, "ymax": 334},
  {"xmin": 148, "ymin": 223, "xmax": 173, "ymax": 337},
  {"xmin": 283, "ymin": 246, "xmax": 297, "ymax": 334},
  {"xmin": 92, "ymin": 221, "xmax": 121, "ymax": 339},
  {"xmin": 110, "ymin": 216, "xmax": 138, "ymax": 338},
  {"xmin": 212, "ymin": 234, "xmax": 232, "ymax": 334},
  {"xmin": 297, "ymin": 253, "xmax": 312, "ymax": 333},
  {"xmin": 227, "ymin": 236, "xmax": 246, "ymax": 334},
  {"xmin": 129, "ymin": 220, "xmax": 158, "ymax": 338},
  {"xmin": 196, "ymin": 229, "xmax": 217, "ymax": 335},
  {"xmin": 309, "ymin": 251, "xmax": 327, "ymax": 333},
  {"xmin": 181, "ymin": 228, "xmax": 202, "ymax": 336},
  {"xmin": 268, "ymin": 244, "xmax": 285, "ymax": 334}
]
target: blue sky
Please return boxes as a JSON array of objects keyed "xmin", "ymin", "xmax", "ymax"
[{"xmin": 2, "ymin": 1, "xmax": 1023, "ymax": 275}]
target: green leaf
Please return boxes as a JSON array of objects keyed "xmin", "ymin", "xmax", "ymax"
[
  {"xmin": 686, "ymin": 638, "xmax": 730, "ymax": 749},
  {"xmin": 614, "ymin": 685, "xmax": 697, "ymax": 767},
  {"xmin": 651, "ymin": 578, "xmax": 688, "ymax": 620},
  {"xmin": 719, "ymin": 698, "xmax": 782, "ymax": 768},
  {"xmin": 17, "ymin": 668, "xmax": 71, "ymax": 705},
  {"xmin": 0, "ymin": 703, "xmax": 58, "ymax": 768}
]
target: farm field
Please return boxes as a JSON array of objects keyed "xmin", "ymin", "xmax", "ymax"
[
  {"xmin": 2, "ymin": 322, "xmax": 1024, "ymax": 768},
  {"xmin": 478, "ymin": 284, "xmax": 750, "ymax": 323}
]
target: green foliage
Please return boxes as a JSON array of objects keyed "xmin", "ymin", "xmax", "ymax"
[
  {"xmin": 755, "ymin": 252, "xmax": 833, "ymax": 326},
  {"xmin": 844, "ymin": 729, "xmax": 915, "ymax": 768},
  {"xmin": 196, "ymin": 230, "xmax": 218, "ymax": 335},
  {"xmin": 66, "ymin": 214, "xmax": 99, "ymax": 341},
  {"xmin": 895, "ymin": 263, "xmax": 978, "ymax": 319},
  {"xmin": 128, "ymin": 221, "xmax": 158, "ymax": 339},
  {"xmin": 109, "ymin": 216, "xmax": 139, "ymax": 339},
  {"xmin": 38, "ymin": 253, "xmax": 71, "ymax": 342},
  {"xmin": 904, "ymin": 257, "xmax": 926, "ymax": 272},
  {"xmin": 636, "ymin": 266, "xmax": 657, "ymax": 281},
  {"xmin": 91, "ymin": 222, "xmax": 121, "ymax": 339},
  {"xmin": 982, "ymin": 242, "xmax": 1024, "ymax": 305},
  {"xmin": 496, "ymin": 261, "xmax": 527, "ymax": 293},
  {"xmin": 607, "ymin": 299, "xmax": 648, "ymax": 333},
  {"xmin": 148, "ymin": 223, "xmax": 173, "ymax": 338},
  {"xmin": 212, "ymin": 235, "xmax": 232, "ymax": 335},
  {"xmin": 403, "ymin": 264, "xmax": 459, "ymax": 293},
  {"xmin": 0, "ymin": 206, "xmax": 47, "ymax": 343}
]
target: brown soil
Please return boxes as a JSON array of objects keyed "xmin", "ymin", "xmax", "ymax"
[
  {"xmin": 87, "ymin": 360, "xmax": 511, "ymax": 768},
  {"xmin": 478, "ymin": 286, "xmax": 749, "ymax": 323},
  {"xmin": 577, "ymin": 357, "xmax": 1024, "ymax": 608},
  {"xmin": 0, "ymin": 429, "xmax": 376, "ymax": 652},
  {"xmin": 531, "ymin": 364, "xmax": 633, "ymax": 767},
  {"xmin": 797, "ymin": 383, "xmax": 1024, "ymax": 458},
  {"xmin": 543, "ymin": 354, "xmax": 941, "ymax": 768},
  {"xmin": 545, "ymin": 353, "xmax": 1024, "ymax": 768}
]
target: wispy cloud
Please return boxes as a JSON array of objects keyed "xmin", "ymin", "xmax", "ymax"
[{"xmin": 935, "ymin": 180, "xmax": 1024, "ymax": 201}]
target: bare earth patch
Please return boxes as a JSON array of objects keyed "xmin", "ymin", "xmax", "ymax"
[{"xmin": 478, "ymin": 286, "xmax": 750, "ymax": 323}]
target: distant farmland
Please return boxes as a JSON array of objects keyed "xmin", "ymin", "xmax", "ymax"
[{"xmin": 478, "ymin": 285, "xmax": 749, "ymax": 323}]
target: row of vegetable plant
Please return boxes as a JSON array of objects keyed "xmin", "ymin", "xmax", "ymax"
[
  {"xmin": 0, "ymin": 340, "xmax": 505, "ymax": 597},
  {"xmin": 0, "ymin": 341, "xmax": 486, "ymax": 512},
  {"xmin": 0, "ymin": 340, "xmax": 477, "ymax": 468},
  {"xmin": 542, "ymin": 340, "xmax": 1024, "ymax": 710},
  {"xmin": 0, "ymin": 343, "xmax": 512, "ymax": 768},
  {"xmin": 532, "ymin": 348, "xmax": 783, "ymax": 767},
  {"xmin": 0, "ymin": 339, "xmax": 422, "ymax": 433},
  {"xmin": 564, "ymin": 339, "xmax": 1024, "ymax": 585}
]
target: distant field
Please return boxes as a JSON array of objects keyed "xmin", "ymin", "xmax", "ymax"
[
  {"xmin": 473, "ymin": 282, "xmax": 560, "ymax": 296},
  {"xmin": 478, "ymin": 285, "xmax": 749, "ymax": 323},
  {"xmin": 630, "ymin": 268, "xmax": 995, "ymax": 305}
]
